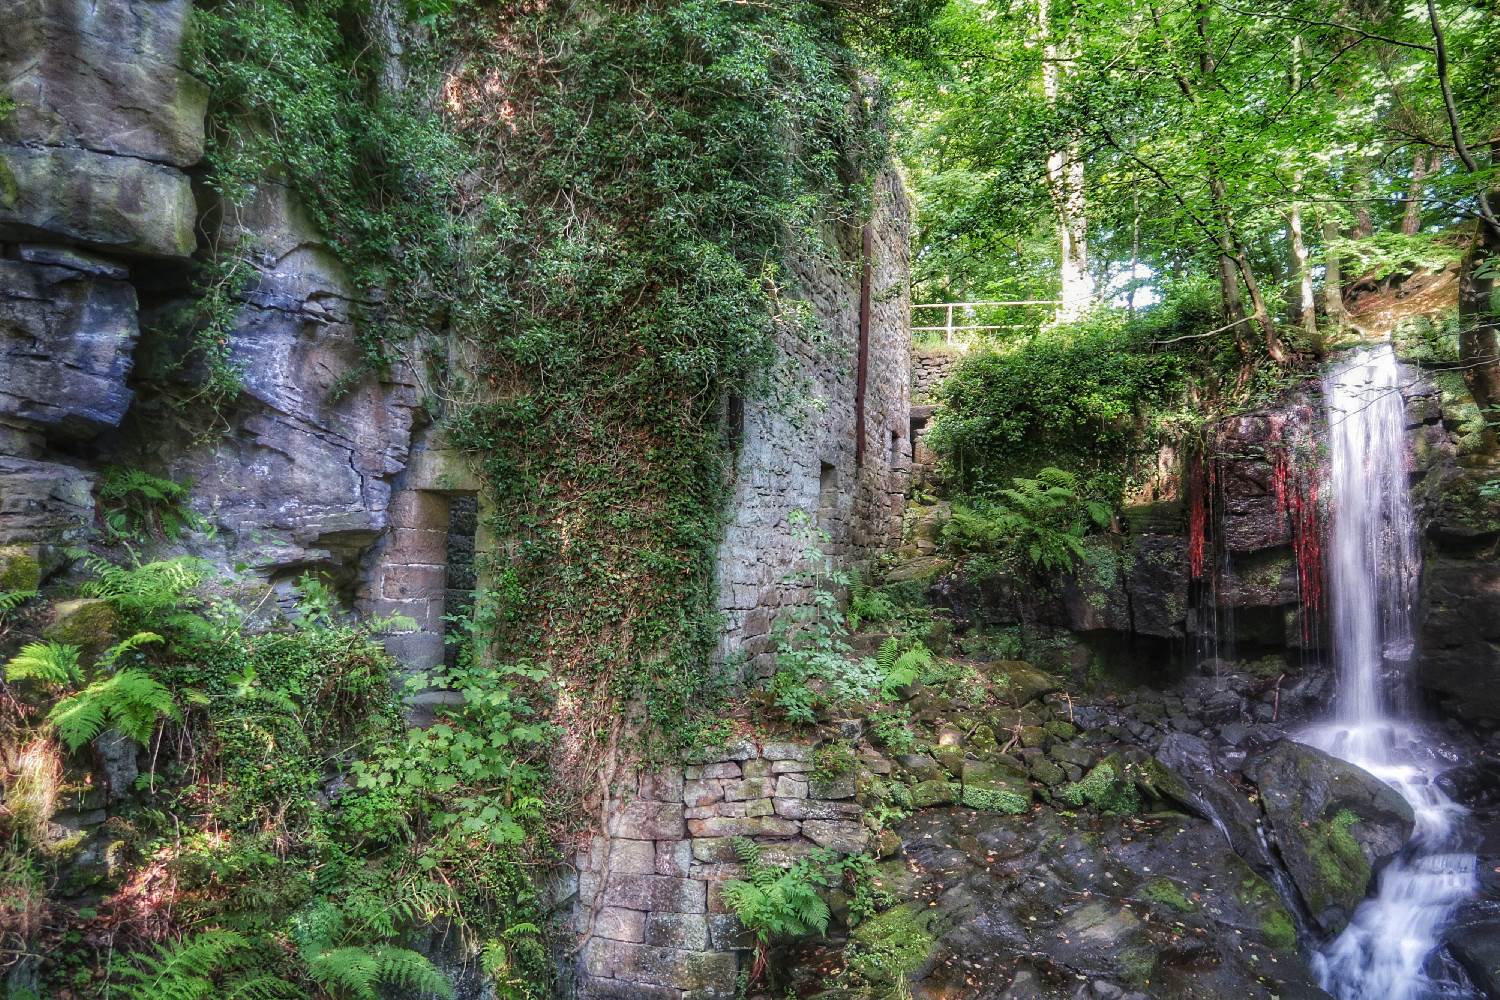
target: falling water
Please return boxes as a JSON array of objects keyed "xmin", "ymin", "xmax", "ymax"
[{"xmin": 1305, "ymin": 345, "xmax": 1479, "ymax": 1000}]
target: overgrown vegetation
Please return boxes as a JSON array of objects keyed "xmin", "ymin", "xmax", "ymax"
[{"xmin": 1, "ymin": 557, "xmax": 550, "ymax": 997}]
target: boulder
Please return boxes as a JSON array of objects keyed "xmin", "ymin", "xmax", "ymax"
[
  {"xmin": 1245, "ymin": 740, "xmax": 1414, "ymax": 934},
  {"xmin": 1448, "ymin": 917, "xmax": 1500, "ymax": 997},
  {"xmin": 0, "ymin": 144, "xmax": 196, "ymax": 258},
  {"xmin": 0, "ymin": 257, "xmax": 139, "ymax": 437},
  {"xmin": 0, "ymin": 454, "xmax": 95, "ymax": 571},
  {"xmin": 0, "ymin": 0, "xmax": 206, "ymax": 167}
]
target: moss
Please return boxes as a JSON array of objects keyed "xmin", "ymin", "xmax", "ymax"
[
  {"xmin": 846, "ymin": 901, "xmax": 940, "ymax": 988},
  {"xmin": 1261, "ymin": 908, "xmax": 1297, "ymax": 949},
  {"xmin": 1306, "ymin": 808, "xmax": 1369, "ymax": 909},
  {"xmin": 1057, "ymin": 759, "xmax": 1142, "ymax": 814},
  {"xmin": 909, "ymin": 779, "xmax": 958, "ymax": 808},
  {"xmin": 0, "ymin": 547, "xmax": 41, "ymax": 593},
  {"xmin": 960, "ymin": 785, "xmax": 1029, "ymax": 814},
  {"xmin": 1140, "ymin": 877, "xmax": 1195, "ymax": 913},
  {"xmin": 1119, "ymin": 945, "xmax": 1158, "ymax": 986},
  {"xmin": 1043, "ymin": 720, "xmax": 1076, "ymax": 741},
  {"xmin": 45, "ymin": 599, "xmax": 121, "ymax": 650}
]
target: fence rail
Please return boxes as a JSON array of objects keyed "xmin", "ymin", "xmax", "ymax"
[{"xmin": 911, "ymin": 300, "xmax": 1061, "ymax": 344}]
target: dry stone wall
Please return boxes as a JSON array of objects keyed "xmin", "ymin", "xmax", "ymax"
[
  {"xmin": 717, "ymin": 169, "xmax": 912, "ymax": 677},
  {"xmin": 573, "ymin": 738, "xmax": 866, "ymax": 999}
]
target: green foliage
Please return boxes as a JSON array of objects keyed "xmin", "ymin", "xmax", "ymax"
[
  {"xmin": 721, "ymin": 838, "xmax": 837, "ymax": 947},
  {"xmin": 50, "ymin": 657, "xmax": 176, "ymax": 753},
  {"xmin": 73, "ymin": 551, "xmax": 207, "ymax": 628},
  {"xmin": 812, "ymin": 740, "xmax": 858, "ymax": 783},
  {"xmin": 926, "ymin": 287, "xmax": 1228, "ymax": 502},
  {"xmin": 942, "ymin": 468, "xmax": 1110, "ymax": 573},
  {"xmin": 4, "ymin": 641, "xmax": 82, "ymax": 690},
  {"xmin": 108, "ymin": 930, "xmax": 294, "ymax": 1000},
  {"xmin": 868, "ymin": 707, "xmax": 917, "ymax": 755},
  {"xmin": 292, "ymin": 900, "xmax": 452, "ymax": 1000},
  {"xmin": 959, "ymin": 785, "xmax": 1029, "ymax": 814},
  {"xmin": 0, "ymin": 588, "xmax": 37, "ymax": 619},
  {"xmin": 847, "ymin": 575, "xmax": 898, "ymax": 631},
  {"xmin": 874, "ymin": 638, "xmax": 933, "ymax": 700},
  {"xmin": 98, "ymin": 467, "xmax": 211, "ymax": 543}
]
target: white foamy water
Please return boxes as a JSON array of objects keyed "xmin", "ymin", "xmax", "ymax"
[{"xmin": 1305, "ymin": 345, "xmax": 1478, "ymax": 1000}]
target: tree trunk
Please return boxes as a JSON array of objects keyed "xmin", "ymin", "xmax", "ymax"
[
  {"xmin": 1460, "ymin": 217, "xmax": 1500, "ymax": 447},
  {"xmin": 1290, "ymin": 202, "xmax": 1320, "ymax": 351},
  {"xmin": 1322, "ymin": 213, "xmax": 1348, "ymax": 329},
  {"xmin": 1401, "ymin": 151, "xmax": 1431, "ymax": 236},
  {"xmin": 1287, "ymin": 36, "xmax": 1319, "ymax": 353},
  {"xmin": 1040, "ymin": 0, "xmax": 1092, "ymax": 321}
]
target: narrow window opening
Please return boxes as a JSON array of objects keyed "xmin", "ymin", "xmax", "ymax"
[
  {"xmin": 443, "ymin": 495, "xmax": 478, "ymax": 667},
  {"xmin": 817, "ymin": 462, "xmax": 838, "ymax": 534}
]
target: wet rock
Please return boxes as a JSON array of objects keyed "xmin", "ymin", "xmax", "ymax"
[
  {"xmin": 1448, "ymin": 916, "xmax": 1500, "ymax": 995},
  {"xmin": 1245, "ymin": 740, "xmax": 1415, "ymax": 934}
]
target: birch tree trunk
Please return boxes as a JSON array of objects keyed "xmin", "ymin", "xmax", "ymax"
[
  {"xmin": 1322, "ymin": 213, "xmax": 1348, "ymax": 329},
  {"xmin": 1040, "ymin": 0, "xmax": 1092, "ymax": 321},
  {"xmin": 1401, "ymin": 151, "xmax": 1431, "ymax": 236},
  {"xmin": 1287, "ymin": 37, "xmax": 1319, "ymax": 351}
]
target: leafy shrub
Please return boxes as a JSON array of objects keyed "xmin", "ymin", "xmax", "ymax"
[
  {"xmin": 926, "ymin": 282, "xmax": 1223, "ymax": 498},
  {"xmin": 873, "ymin": 638, "xmax": 934, "ymax": 700},
  {"xmin": 942, "ymin": 468, "xmax": 1111, "ymax": 573},
  {"xmin": 98, "ymin": 467, "xmax": 212, "ymax": 543}
]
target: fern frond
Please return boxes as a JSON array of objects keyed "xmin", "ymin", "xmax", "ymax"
[
  {"xmin": 4, "ymin": 641, "xmax": 82, "ymax": 688},
  {"xmin": 875, "ymin": 638, "xmax": 899, "ymax": 673},
  {"xmin": 48, "ymin": 668, "xmax": 178, "ymax": 752}
]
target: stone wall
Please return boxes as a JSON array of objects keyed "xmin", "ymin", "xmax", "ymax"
[
  {"xmin": 716, "ymin": 169, "xmax": 912, "ymax": 676},
  {"xmin": 911, "ymin": 344, "xmax": 960, "ymax": 403},
  {"xmin": 572, "ymin": 738, "xmax": 866, "ymax": 999}
]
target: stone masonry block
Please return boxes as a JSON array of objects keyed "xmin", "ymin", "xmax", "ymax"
[
  {"xmin": 721, "ymin": 777, "xmax": 773, "ymax": 802},
  {"xmin": 606, "ymin": 839, "xmax": 657, "ymax": 877},
  {"xmin": 645, "ymin": 912, "xmax": 710, "ymax": 951},
  {"xmin": 773, "ymin": 775, "xmax": 809, "ymax": 798},
  {"xmin": 583, "ymin": 940, "xmax": 736, "ymax": 994},
  {"xmin": 682, "ymin": 779, "xmax": 724, "ymax": 808},
  {"xmin": 638, "ymin": 768, "xmax": 685, "ymax": 802},
  {"xmin": 608, "ymin": 800, "xmax": 686, "ymax": 840},
  {"xmin": 684, "ymin": 762, "xmax": 741, "ymax": 781},
  {"xmin": 593, "ymin": 906, "xmax": 647, "ymax": 943},
  {"xmin": 655, "ymin": 839, "xmax": 692, "ymax": 877},
  {"xmin": 773, "ymin": 798, "xmax": 858, "ymax": 821},
  {"xmin": 687, "ymin": 816, "xmax": 799, "ymax": 838},
  {"xmin": 690, "ymin": 838, "xmax": 739, "ymax": 864},
  {"xmin": 602, "ymin": 874, "xmax": 706, "ymax": 914},
  {"xmin": 801, "ymin": 819, "xmax": 868, "ymax": 854}
]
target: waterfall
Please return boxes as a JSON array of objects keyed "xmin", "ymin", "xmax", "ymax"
[{"xmin": 1305, "ymin": 345, "xmax": 1479, "ymax": 1000}]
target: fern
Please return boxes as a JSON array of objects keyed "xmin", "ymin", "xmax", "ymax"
[
  {"xmin": 721, "ymin": 837, "xmax": 835, "ymax": 945},
  {"xmin": 846, "ymin": 578, "xmax": 896, "ymax": 631},
  {"xmin": 49, "ymin": 667, "xmax": 178, "ymax": 752},
  {"xmin": 109, "ymin": 929, "xmax": 295, "ymax": 1000},
  {"xmin": 881, "ymin": 644, "xmax": 933, "ymax": 701},
  {"xmin": 98, "ymin": 466, "xmax": 212, "ymax": 542},
  {"xmin": 942, "ymin": 467, "xmax": 1112, "ymax": 573},
  {"xmin": 292, "ymin": 900, "xmax": 453, "ymax": 1000},
  {"xmin": 4, "ymin": 641, "xmax": 82, "ymax": 689},
  {"xmin": 0, "ymin": 589, "xmax": 37, "ymax": 617},
  {"xmin": 73, "ymin": 551, "xmax": 205, "ymax": 623}
]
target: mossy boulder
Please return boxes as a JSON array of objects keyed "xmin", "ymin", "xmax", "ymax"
[
  {"xmin": 846, "ymin": 901, "xmax": 942, "ymax": 988},
  {"xmin": 45, "ymin": 599, "xmax": 120, "ymax": 652},
  {"xmin": 984, "ymin": 659, "xmax": 1064, "ymax": 706},
  {"xmin": 0, "ymin": 545, "xmax": 42, "ymax": 592},
  {"xmin": 1245, "ymin": 740, "xmax": 1414, "ymax": 934}
]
